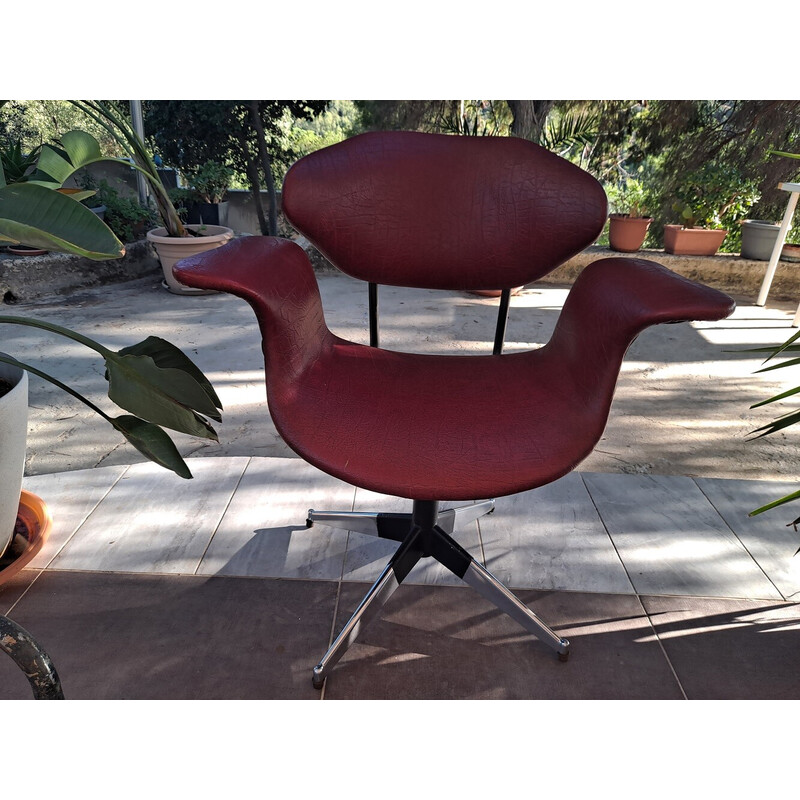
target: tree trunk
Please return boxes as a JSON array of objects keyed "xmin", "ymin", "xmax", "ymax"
[
  {"xmin": 508, "ymin": 100, "xmax": 555, "ymax": 143},
  {"xmin": 235, "ymin": 122, "xmax": 269, "ymax": 236},
  {"xmin": 249, "ymin": 101, "xmax": 278, "ymax": 236},
  {"xmin": 245, "ymin": 157, "xmax": 269, "ymax": 236}
]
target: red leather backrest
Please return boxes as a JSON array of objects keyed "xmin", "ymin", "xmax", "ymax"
[{"xmin": 282, "ymin": 130, "xmax": 608, "ymax": 291}]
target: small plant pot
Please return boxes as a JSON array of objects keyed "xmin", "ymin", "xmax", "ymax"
[
  {"xmin": 186, "ymin": 201, "xmax": 229, "ymax": 228},
  {"xmin": 608, "ymin": 214, "xmax": 653, "ymax": 253},
  {"xmin": 663, "ymin": 225, "xmax": 727, "ymax": 256},
  {"xmin": 147, "ymin": 224, "xmax": 234, "ymax": 295},
  {"xmin": 741, "ymin": 219, "xmax": 781, "ymax": 260},
  {"xmin": 782, "ymin": 243, "xmax": 800, "ymax": 262},
  {"xmin": 7, "ymin": 245, "xmax": 48, "ymax": 256},
  {"xmin": 468, "ymin": 286, "xmax": 525, "ymax": 298}
]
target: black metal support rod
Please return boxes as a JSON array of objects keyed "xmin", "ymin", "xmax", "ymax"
[
  {"xmin": 368, "ymin": 282, "xmax": 379, "ymax": 348},
  {"xmin": 493, "ymin": 288, "xmax": 511, "ymax": 355},
  {"xmin": 411, "ymin": 499, "xmax": 440, "ymax": 531}
]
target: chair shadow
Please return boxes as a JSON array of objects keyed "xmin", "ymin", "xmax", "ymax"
[{"xmin": 213, "ymin": 524, "xmax": 348, "ymax": 580}]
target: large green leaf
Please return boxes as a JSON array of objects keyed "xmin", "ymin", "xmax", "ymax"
[
  {"xmin": 117, "ymin": 336, "xmax": 223, "ymax": 417},
  {"xmin": 0, "ymin": 182, "xmax": 124, "ymax": 259},
  {"xmin": 751, "ymin": 383, "xmax": 800, "ymax": 409},
  {"xmin": 0, "ymin": 352, "xmax": 195, "ymax": 479},
  {"xmin": 105, "ymin": 352, "xmax": 219, "ymax": 439},
  {"xmin": 111, "ymin": 415, "xmax": 193, "ymax": 479},
  {"xmin": 750, "ymin": 408, "xmax": 800, "ymax": 438},
  {"xmin": 30, "ymin": 130, "xmax": 106, "ymax": 188},
  {"xmin": 750, "ymin": 488, "xmax": 800, "ymax": 517}
]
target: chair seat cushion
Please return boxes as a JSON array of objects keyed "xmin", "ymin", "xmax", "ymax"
[{"xmin": 267, "ymin": 337, "xmax": 610, "ymax": 501}]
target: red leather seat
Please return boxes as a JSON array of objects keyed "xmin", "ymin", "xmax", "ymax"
[
  {"xmin": 174, "ymin": 131, "xmax": 735, "ymax": 690},
  {"xmin": 179, "ymin": 236, "xmax": 732, "ymax": 502}
]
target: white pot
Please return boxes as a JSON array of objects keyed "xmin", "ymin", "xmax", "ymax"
[
  {"xmin": 147, "ymin": 225, "xmax": 234, "ymax": 295},
  {"xmin": 0, "ymin": 359, "xmax": 28, "ymax": 558}
]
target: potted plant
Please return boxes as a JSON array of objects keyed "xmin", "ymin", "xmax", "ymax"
[
  {"xmin": 0, "ymin": 130, "xmax": 124, "ymax": 261},
  {"xmin": 0, "ymin": 357, "xmax": 28, "ymax": 560},
  {"xmin": 0, "ymin": 131, "xmax": 222, "ymax": 557},
  {"xmin": 70, "ymin": 101, "xmax": 234, "ymax": 295},
  {"xmin": 606, "ymin": 178, "xmax": 653, "ymax": 253},
  {"xmin": 0, "ymin": 316, "xmax": 223, "ymax": 559},
  {"xmin": 740, "ymin": 219, "xmax": 782, "ymax": 260},
  {"xmin": 83, "ymin": 177, "xmax": 157, "ymax": 243},
  {"xmin": 184, "ymin": 160, "xmax": 234, "ymax": 227},
  {"xmin": 665, "ymin": 163, "xmax": 759, "ymax": 256}
]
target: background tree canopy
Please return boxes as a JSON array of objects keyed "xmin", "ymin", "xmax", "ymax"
[
  {"xmin": 4, "ymin": 99, "xmax": 800, "ymax": 250},
  {"xmin": 143, "ymin": 100, "xmax": 328, "ymax": 235}
]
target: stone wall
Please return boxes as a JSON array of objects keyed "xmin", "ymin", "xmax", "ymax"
[
  {"xmin": 3, "ymin": 236, "xmax": 798, "ymax": 307},
  {"xmin": 0, "ymin": 240, "xmax": 160, "ymax": 304},
  {"xmin": 540, "ymin": 245, "xmax": 800, "ymax": 302}
]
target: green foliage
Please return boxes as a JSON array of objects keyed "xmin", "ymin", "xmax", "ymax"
[
  {"xmin": 167, "ymin": 186, "xmax": 199, "ymax": 221},
  {"xmin": 538, "ymin": 108, "xmax": 601, "ymax": 163},
  {"xmin": 85, "ymin": 177, "xmax": 155, "ymax": 242},
  {"xmin": 0, "ymin": 319, "xmax": 222, "ymax": 479},
  {"xmin": 0, "ymin": 140, "xmax": 41, "ymax": 184},
  {"xmin": 0, "ymin": 129, "xmax": 125, "ymax": 259},
  {"xmin": 433, "ymin": 101, "xmax": 512, "ymax": 137},
  {"xmin": 281, "ymin": 99, "xmax": 363, "ymax": 157},
  {"xmin": 145, "ymin": 101, "xmax": 328, "ymax": 185},
  {"xmin": 185, "ymin": 159, "xmax": 233, "ymax": 204},
  {"xmin": 70, "ymin": 101, "xmax": 187, "ymax": 237},
  {"xmin": 144, "ymin": 100, "xmax": 328, "ymax": 235},
  {"xmin": 671, "ymin": 163, "xmax": 759, "ymax": 231},
  {"xmin": 747, "ymin": 329, "xmax": 800, "ymax": 541},
  {"xmin": 606, "ymin": 178, "xmax": 650, "ymax": 218},
  {"xmin": 0, "ymin": 101, "xmax": 119, "ymax": 157}
]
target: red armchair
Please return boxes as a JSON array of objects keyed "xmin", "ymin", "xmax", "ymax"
[{"xmin": 174, "ymin": 131, "xmax": 734, "ymax": 689}]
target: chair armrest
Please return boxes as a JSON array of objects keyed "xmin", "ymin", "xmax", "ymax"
[{"xmin": 174, "ymin": 235, "xmax": 330, "ymax": 375}]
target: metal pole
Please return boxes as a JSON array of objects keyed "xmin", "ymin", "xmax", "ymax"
[
  {"xmin": 129, "ymin": 100, "xmax": 149, "ymax": 207},
  {"xmin": 757, "ymin": 182, "xmax": 800, "ymax": 307}
]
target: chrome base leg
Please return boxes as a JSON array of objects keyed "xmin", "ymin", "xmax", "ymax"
[
  {"xmin": 462, "ymin": 560, "xmax": 570, "ymax": 660},
  {"xmin": 306, "ymin": 510, "xmax": 384, "ymax": 536},
  {"xmin": 310, "ymin": 498, "xmax": 568, "ymax": 689},
  {"xmin": 307, "ymin": 499, "xmax": 495, "ymax": 539},
  {"xmin": 313, "ymin": 562, "xmax": 402, "ymax": 689},
  {"xmin": 437, "ymin": 499, "xmax": 495, "ymax": 533}
]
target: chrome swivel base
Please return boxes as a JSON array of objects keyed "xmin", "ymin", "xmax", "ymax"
[
  {"xmin": 309, "ymin": 499, "xmax": 569, "ymax": 690},
  {"xmin": 306, "ymin": 499, "xmax": 496, "ymax": 538}
]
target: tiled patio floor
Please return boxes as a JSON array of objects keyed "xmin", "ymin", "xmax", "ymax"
[{"xmin": 2, "ymin": 456, "xmax": 799, "ymax": 699}]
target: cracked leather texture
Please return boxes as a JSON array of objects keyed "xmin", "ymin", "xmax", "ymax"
[
  {"xmin": 175, "ymin": 132, "xmax": 735, "ymax": 500},
  {"xmin": 282, "ymin": 131, "xmax": 609, "ymax": 290},
  {"xmin": 174, "ymin": 240, "xmax": 734, "ymax": 501}
]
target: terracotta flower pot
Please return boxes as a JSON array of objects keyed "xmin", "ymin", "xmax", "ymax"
[
  {"xmin": 468, "ymin": 286, "xmax": 525, "ymax": 298},
  {"xmin": 147, "ymin": 224, "xmax": 234, "ymax": 295},
  {"xmin": 663, "ymin": 225, "xmax": 727, "ymax": 256},
  {"xmin": 0, "ymin": 490, "xmax": 52, "ymax": 587},
  {"xmin": 608, "ymin": 214, "xmax": 653, "ymax": 253},
  {"xmin": 782, "ymin": 243, "xmax": 800, "ymax": 262}
]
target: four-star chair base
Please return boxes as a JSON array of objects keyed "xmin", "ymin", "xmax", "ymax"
[{"xmin": 307, "ymin": 499, "xmax": 570, "ymax": 690}]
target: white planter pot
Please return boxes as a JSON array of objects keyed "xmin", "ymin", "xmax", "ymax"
[
  {"xmin": 147, "ymin": 225, "xmax": 234, "ymax": 295},
  {"xmin": 0, "ymin": 359, "xmax": 28, "ymax": 558}
]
